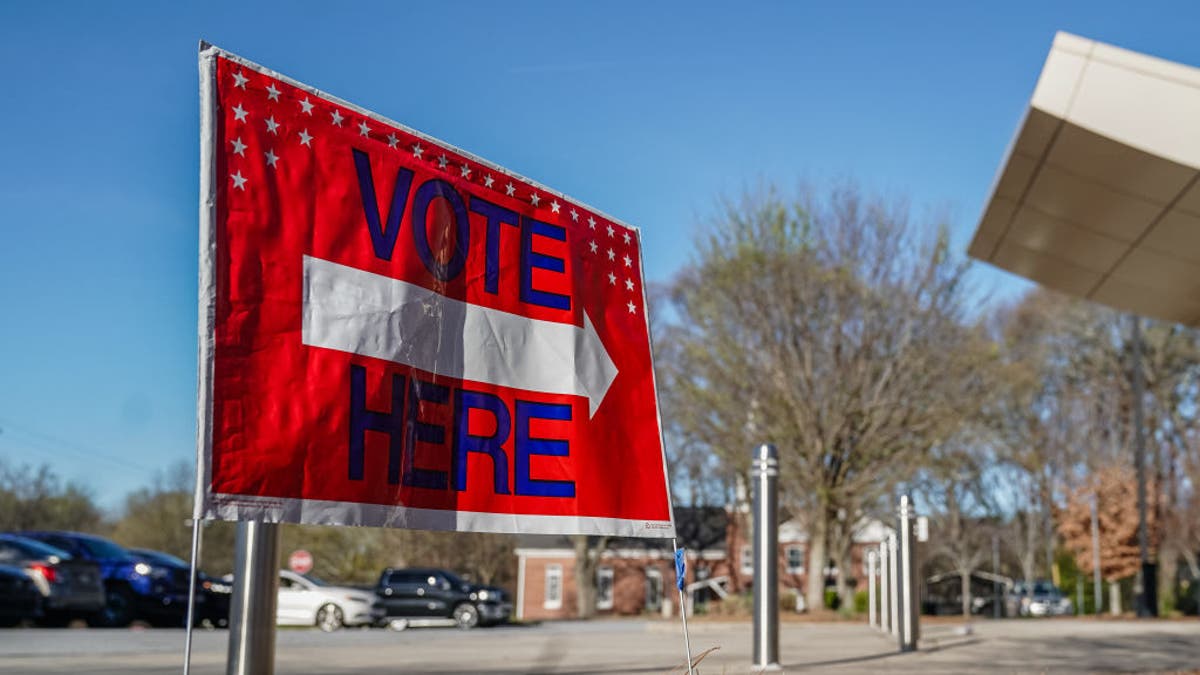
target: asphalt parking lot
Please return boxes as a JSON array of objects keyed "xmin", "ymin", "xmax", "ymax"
[{"xmin": 0, "ymin": 618, "xmax": 1197, "ymax": 674}]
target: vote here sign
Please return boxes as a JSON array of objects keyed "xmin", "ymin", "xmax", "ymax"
[{"xmin": 195, "ymin": 44, "xmax": 674, "ymax": 538}]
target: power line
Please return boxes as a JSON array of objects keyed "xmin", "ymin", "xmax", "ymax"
[{"xmin": 0, "ymin": 416, "xmax": 158, "ymax": 474}]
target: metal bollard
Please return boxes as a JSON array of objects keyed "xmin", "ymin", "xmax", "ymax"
[
  {"xmin": 887, "ymin": 532, "xmax": 899, "ymax": 638},
  {"xmin": 878, "ymin": 540, "xmax": 889, "ymax": 633},
  {"xmin": 751, "ymin": 444, "xmax": 780, "ymax": 670},
  {"xmin": 227, "ymin": 520, "xmax": 280, "ymax": 675},
  {"xmin": 897, "ymin": 495, "xmax": 920, "ymax": 652},
  {"xmin": 867, "ymin": 550, "xmax": 878, "ymax": 628}
]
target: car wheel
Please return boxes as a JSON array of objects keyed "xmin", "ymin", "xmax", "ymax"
[
  {"xmin": 453, "ymin": 603, "xmax": 479, "ymax": 630},
  {"xmin": 88, "ymin": 586, "xmax": 135, "ymax": 628},
  {"xmin": 316, "ymin": 603, "xmax": 344, "ymax": 632}
]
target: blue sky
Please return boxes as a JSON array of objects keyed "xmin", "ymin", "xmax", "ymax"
[{"xmin": 2, "ymin": 1, "xmax": 1199, "ymax": 510}]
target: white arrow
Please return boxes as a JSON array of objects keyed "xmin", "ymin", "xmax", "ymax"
[{"xmin": 301, "ymin": 255, "xmax": 619, "ymax": 417}]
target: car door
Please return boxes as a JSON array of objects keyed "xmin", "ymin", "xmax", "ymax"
[
  {"xmin": 276, "ymin": 573, "xmax": 315, "ymax": 625},
  {"xmin": 423, "ymin": 573, "xmax": 456, "ymax": 618},
  {"xmin": 379, "ymin": 571, "xmax": 426, "ymax": 618}
]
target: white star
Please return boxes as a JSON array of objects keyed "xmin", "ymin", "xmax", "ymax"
[
  {"xmin": 265, "ymin": 84, "xmax": 281, "ymax": 102},
  {"xmin": 265, "ymin": 116, "xmax": 280, "ymax": 134},
  {"xmin": 607, "ymin": 272, "xmax": 617, "ymax": 285},
  {"xmin": 460, "ymin": 164, "xmax": 471, "ymax": 178},
  {"xmin": 232, "ymin": 104, "xmax": 248, "ymax": 123},
  {"xmin": 358, "ymin": 120, "xmax": 371, "ymax": 137},
  {"xmin": 484, "ymin": 174, "xmax": 494, "ymax": 188},
  {"xmin": 571, "ymin": 209, "xmax": 579, "ymax": 222},
  {"xmin": 505, "ymin": 182, "xmax": 516, "ymax": 196},
  {"xmin": 330, "ymin": 109, "xmax": 344, "ymax": 126},
  {"xmin": 230, "ymin": 137, "xmax": 247, "ymax": 156},
  {"xmin": 231, "ymin": 171, "xmax": 247, "ymax": 190},
  {"xmin": 623, "ymin": 254, "xmax": 632, "ymax": 267},
  {"xmin": 298, "ymin": 129, "xmax": 313, "ymax": 146},
  {"xmin": 606, "ymin": 224, "xmax": 615, "ymax": 237},
  {"xmin": 607, "ymin": 248, "xmax": 616, "ymax": 261},
  {"xmin": 588, "ymin": 216, "xmax": 596, "ymax": 229},
  {"xmin": 412, "ymin": 142, "xmax": 424, "ymax": 158},
  {"xmin": 232, "ymin": 72, "xmax": 248, "ymax": 89},
  {"xmin": 623, "ymin": 231, "xmax": 632, "ymax": 245},
  {"xmin": 387, "ymin": 133, "xmax": 399, "ymax": 149},
  {"xmin": 299, "ymin": 97, "xmax": 314, "ymax": 114},
  {"xmin": 627, "ymin": 300, "xmax": 637, "ymax": 314},
  {"xmin": 264, "ymin": 149, "xmax": 279, "ymax": 167},
  {"xmin": 437, "ymin": 154, "xmax": 449, "ymax": 170},
  {"xmin": 589, "ymin": 241, "xmax": 598, "ymax": 253},
  {"xmin": 625, "ymin": 278, "xmax": 635, "ymax": 291},
  {"xmin": 550, "ymin": 200, "xmax": 560, "ymax": 213},
  {"xmin": 530, "ymin": 193, "xmax": 541, "ymax": 206}
]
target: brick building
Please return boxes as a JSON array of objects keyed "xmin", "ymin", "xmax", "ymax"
[{"xmin": 514, "ymin": 506, "xmax": 888, "ymax": 620}]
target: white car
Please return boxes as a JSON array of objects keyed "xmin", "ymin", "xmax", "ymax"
[{"xmin": 276, "ymin": 570, "xmax": 381, "ymax": 631}]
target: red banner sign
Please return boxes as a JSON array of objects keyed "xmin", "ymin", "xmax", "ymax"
[{"xmin": 196, "ymin": 45, "xmax": 674, "ymax": 537}]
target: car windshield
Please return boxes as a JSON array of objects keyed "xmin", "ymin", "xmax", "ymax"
[
  {"xmin": 1033, "ymin": 581, "xmax": 1058, "ymax": 595},
  {"xmin": 79, "ymin": 536, "xmax": 130, "ymax": 559},
  {"xmin": 0, "ymin": 536, "xmax": 72, "ymax": 560},
  {"xmin": 440, "ymin": 570, "xmax": 464, "ymax": 586},
  {"xmin": 303, "ymin": 574, "xmax": 329, "ymax": 587}
]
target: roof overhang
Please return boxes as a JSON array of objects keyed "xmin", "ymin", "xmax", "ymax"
[{"xmin": 969, "ymin": 32, "xmax": 1200, "ymax": 325}]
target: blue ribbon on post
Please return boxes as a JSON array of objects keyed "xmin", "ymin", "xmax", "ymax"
[{"xmin": 674, "ymin": 547, "xmax": 686, "ymax": 591}]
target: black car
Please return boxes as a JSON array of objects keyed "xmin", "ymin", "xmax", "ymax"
[
  {"xmin": 0, "ymin": 564, "xmax": 42, "ymax": 627},
  {"xmin": 0, "ymin": 534, "xmax": 105, "ymax": 626},
  {"xmin": 129, "ymin": 549, "xmax": 231, "ymax": 628},
  {"xmin": 18, "ymin": 531, "xmax": 189, "ymax": 627},
  {"xmin": 375, "ymin": 568, "xmax": 511, "ymax": 629}
]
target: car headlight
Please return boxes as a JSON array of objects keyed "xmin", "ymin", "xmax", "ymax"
[
  {"xmin": 134, "ymin": 562, "xmax": 152, "ymax": 576},
  {"xmin": 476, "ymin": 590, "xmax": 491, "ymax": 601}
]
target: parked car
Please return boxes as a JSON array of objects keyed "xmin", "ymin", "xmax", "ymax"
[
  {"xmin": 0, "ymin": 563, "xmax": 43, "ymax": 627},
  {"xmin": 1009, "ymin": 580, "xmax": 1073, "ymax": 617},
  {"xmin": 0, "ymin": 534, "xmax": 104, "ymax": 625},
  {"xmin": 129, "ymin": 548, "xmax": 230, "ymax": 628},
  {"xmin": 18, "ymin": 531, "xmax": 189, "ymax": 627},
  {"xmin": 276, "ymin": 569, "xmax": 381, "ymax": 631},
  {"xmin": 375, "ymin": 568, "xmax": 511, "ymax": 629}
]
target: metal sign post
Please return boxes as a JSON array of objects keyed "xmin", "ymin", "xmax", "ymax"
[
  {"xmin": 867, "ymin": 550, "xmax": 878, "ymax": 629},
  {"xmin": 887, "ymin": 533, "xmax": 899, "ymax": 637},
  {"xmin": 227, "ymin": 521, "xmax": 280, "ymax": 675},
  {"xmin": 878, "ymin": 540, "xmax": 889, "ymax": 633},
  {"xmin": 751, "ymin": 444, "xmax": 780, "ymax": 670},
  {"xmin": 897, "ymin": 495, "xmax": 919, "ymax": 652}
]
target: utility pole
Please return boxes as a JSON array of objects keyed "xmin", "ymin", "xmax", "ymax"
[{"xmin": 1130, "ymin": 315, "xmax": 1156, "ymax": 617}]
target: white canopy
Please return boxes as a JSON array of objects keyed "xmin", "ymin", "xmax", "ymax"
[{"xmin": 969, "ymin": 32, "xmax": 1200, "ymax": 324}]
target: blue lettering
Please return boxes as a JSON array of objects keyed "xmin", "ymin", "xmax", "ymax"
[
  {"xmin": 514, "ymin": 401, "xmax": 575, "ymax": 498},
  {"xmin": 519, "ymin": 216, "xmax": 571, "ymax": 310},
  {"xmin": 452, "ymin": 389, "xmax": 511, "ymax": 494},
  {"xmin": 412, "ymin": 179, "xmax": 470, "ymax": 281},
  {"xmin": 470, "ymin": 196, "xmax": 520, "ymax": 295},
  {"xmin": 352, "ymin": 149, "xmax": 414, "ymax": 261},
  {"xmin": 404, "ymin": 378, "xmax": 449, "ymax": 490},
  {"xmin": 348, "ymin": 364, "xmax": 406, "ymax": 484}
]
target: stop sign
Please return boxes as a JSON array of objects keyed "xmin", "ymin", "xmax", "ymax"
[{"xmin": 288, "ymin": 549, "xmax": 313, "ymax": 575}]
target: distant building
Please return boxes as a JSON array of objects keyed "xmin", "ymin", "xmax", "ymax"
[{"xmin": 513, "ymin": 506, "xmax": 888, "ymax": 620}]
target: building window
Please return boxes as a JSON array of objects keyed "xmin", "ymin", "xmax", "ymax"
[
  {"xmin": 544, "ymin": 564, "xmax": 563, "ymax": 610},
  {"xmin": 786, "ymin": 546, "xmax": 805, "ymax": 574},
  {"xmin": 645, "ymin": 567, "xmax": 663, "ymax": 611},
  {"xmin": 740, "ymin": 545, "xmax": 753, "ymax": 575},
  {"xmin": 596, "ymin": 566, "xmax": 614, "ymax": 610}
]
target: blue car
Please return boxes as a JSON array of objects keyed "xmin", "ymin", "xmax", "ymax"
[
  {"xmin": 17, "ymin": 532, "xmax": 190, "ymax": 627},
  {"xmin": 129, "ymin": 548, "xmax": 230, "ymax": 628}
]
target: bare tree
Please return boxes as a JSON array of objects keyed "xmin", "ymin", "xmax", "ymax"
[{"xmin": 660, "ymin": 184, "xmax": 988, "ymax": 610}]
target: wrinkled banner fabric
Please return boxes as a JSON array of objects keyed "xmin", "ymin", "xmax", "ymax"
[{"xmin": 196, "ymin": 44, "xmax": 675, "ymax": 538}]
